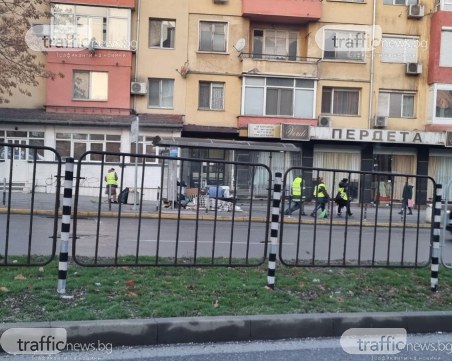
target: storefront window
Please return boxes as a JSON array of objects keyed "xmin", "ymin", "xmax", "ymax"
[{"xmin": 55, "ymin": 133, "xmax": 121, "ymax": 162}]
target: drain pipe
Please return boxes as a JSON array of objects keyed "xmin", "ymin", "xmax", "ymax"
[
  {"xmin": 132, "ymin": 0, "xmax": 141, "ymax": 112},
  {"xmin": 368, "ymin": 0, "xmax": 377, "ymax": 129}
]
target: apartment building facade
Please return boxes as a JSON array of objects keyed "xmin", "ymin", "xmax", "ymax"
[{"xmin": 1, "ymin": 0, "xmax": 451, "ymax": 202}]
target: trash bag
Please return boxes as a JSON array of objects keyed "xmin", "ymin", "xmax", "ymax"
[{"xmin": 118, "ymin": 187, "xmax": 129, "ymax": 204}]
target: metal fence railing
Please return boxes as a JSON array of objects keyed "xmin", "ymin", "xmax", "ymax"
[
  {"xmin": 71, "ymin": 150, "xmax": 273, "ymax": 267},
  {"xmin": 279, "ymin": 167, "xmax": 436, "ymax": 268},
  {"xmin": 0, "ymin": 142, "xmax": 61, "ymax": 266}
]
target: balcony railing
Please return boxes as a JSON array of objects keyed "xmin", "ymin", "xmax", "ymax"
[{"xmin": 240, "ymin": 53, "xmax": 321, "ymax": 78}]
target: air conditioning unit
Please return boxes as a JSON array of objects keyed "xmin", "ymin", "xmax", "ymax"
[
  {"xmin": 31, "ymin": 24, "xmax": 50, "ymax": 38},
  {"xmin": 213, "ymin": 0, "xmax": 228, "ymax": 3},
  {"xmin": 406, "ymin": 62, "xmax": 422, "ymax": 75},
  {"xmin": 408, "ymin": 4, "xmax": 424, "ymax": 18},
  {"xmin": 131, "ymin": 82, "xmax": 147, "ymax": 95},
  {"xmin": 318, "ymin": 116, "xmax": 331, "ymax": 127},
  {"xmin": 374, "ymin": 115, "xmax": 388, "ymax": 128}
]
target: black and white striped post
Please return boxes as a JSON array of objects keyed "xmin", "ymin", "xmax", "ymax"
[
  {"xmin": 267, "ymin": 172, "xmax": 282, "ymax": 290},
  {"xmin": 431, "ymin": 184, "xmax": 442, "ymax": 292},
  {"xmin": 57, "ymin": 157, "xmax": 74, "ymax": 294}
]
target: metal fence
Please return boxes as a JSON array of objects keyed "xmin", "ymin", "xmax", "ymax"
[
  {"xmin": 279, "ymin": 167, "xmax": 437, "ymax": 268},
  {"xmin": 0, "ymin": 142, "xmax": 62, "ymax": 266},
  {"xmin": 71, "ymin": 150, "xmax": 273, "ymax": 267}
]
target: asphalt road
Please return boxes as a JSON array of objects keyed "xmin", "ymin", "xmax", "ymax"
[
  {"xmin": 3, "ymin": 333, "xmax": 452, "ymax": 361},
  {"xmin": 0, "ymin": 213, "xmax": 435, "ymax": 266}
]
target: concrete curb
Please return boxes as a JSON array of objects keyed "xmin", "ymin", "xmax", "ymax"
[
  {"xmin": 0, "ymin": 208, "xmax": 431, "ymax": 228},
  {"xmin": 2, "ymin": 312, "xmax": 452, "ymax": 348}
]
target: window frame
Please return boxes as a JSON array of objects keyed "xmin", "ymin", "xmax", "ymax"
[
  {"xmin": 252, "ymin": 28, "xmax": 298, "ymax": 61},
  {"xmin": 0, "ymin": 131, "xmax": 45, "ymax": 161},
  {"xmin": 321, "ymin": 87, "xmax": 360, "ymax": 116},
  {"xmin": 198, "ymin": 21, "xmax": 227, "ymax": 53},
  {"xmin": 148, "ymin": 18, "xmax": 175, "ymax": 49},
  {"xmin": 380, "ymin": 35, "xmax": 420, "ymax": 64},
  {"xmin": 440, "ymin": 28, "xmax": 452, "ymax": 67},
  {"xmin": 130, "ymin": 136, "xmax": 161, "ymax": 164},
  {"xmin": 51, "ymin": 4, "xmax": 131, "ymax": 50},
  {"xmin": 377, "ymin": 91, "xmax": 416, "ymax": 118},
  {"xmin": 73, "ymin": 70, "xmax": 109, "ymax": 101},
  {"xmin": 323, "ymin": 29, "xmax": 366, "ymax": 61},
  {"xmin": 198, "ymin": 81, "xmax": 225, "ymax": 111},
  {"xmin": 242, "ymin": 77, "xmax": 315, "ymax": 118},
  {"xmin": 55, "ymin": 133, "xmax": 121, "ymax": 162},
  {"xmin": 383, "ymin": 0, "xmax": 417, "ymax": 5},
  {"xmin": 148, "ymin": 78, "xmax": 174, "ymax": 109},
  {"xmin": 432, "ymin": 84, "xmax": 452, "ymax": 123}
]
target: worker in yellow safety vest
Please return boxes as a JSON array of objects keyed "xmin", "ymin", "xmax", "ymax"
[
  {"xmin": 284, "ymin": 176, "xmax": 305, "ymax": 216},
  {"xmin": 310, "ymin": 176, "xmax": 330, "ymax": 218},
  {"xmin": 334, "ymin": 178, "xmax": 352, "ymax": 217},
  {"xmin": 104, "ymin": 168, "xmax": 118, "ymax": 203}
]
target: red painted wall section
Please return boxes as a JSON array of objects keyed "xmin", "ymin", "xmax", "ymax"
[
  {"xmin": 50, "ymin": 0, "xmax": 135, "ymax": 8},
  {"xmin": 238, "ymin": 116, "xmax": 317, "ymax": 128},
  {"xmin": 46, "ymin": 50, "xmax": 133, "ymax": 115},
  {"xmin": 428, "ymin": 11, "xmax": 452, "ymax": 85},
  {"xmin": 242, "ymin": 0, "xmax": 321, "ymax": 23}
]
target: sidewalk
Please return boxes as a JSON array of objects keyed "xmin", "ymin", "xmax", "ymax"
[{"xmin": 0, "ymin": 190, "xmax": 432, "ymax": 227}]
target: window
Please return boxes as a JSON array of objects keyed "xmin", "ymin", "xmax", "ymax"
[
  {"xmin": 252, "ymin": 29, "xmax": 297, "ymax": 60},
  {"xmin": 73, "ymin": 71, "xmax": 108, "ymax": 101},
  {"xmin": 0, "ymin": 131, "xmax": 45, "ymax": 161},
  {"xmin": 381, "ymin": 36, "xmax": 419, "ymax": 63},
  {"xmin": 383, "ymin": 0, "xmax": 417, "ymax": 4},
  {"xmin": 324, "ymin": 29, "xmax": 365, "ymax": 61},
  {"xmin": 436, "ymin": 89, "xmax": 452, "ymax": 119},
  {"xmin": 377, "ymin": 91, "xmax": 415, "ymax": 118},
  {"xmin": 437, "ymin": 0, "xmax": 452, "ymax": 10},
  {"xmin": 199, "ymin": 82, "xmax": 224, "ymax": 110},
  {"xmin": 130, "ymin": 136, "xmax": 160, "ymax": 164},
  {"xmin": 321, "ymin": 87, "xmax": 360, "ymax": 116},
  {"xmin": 149, "ymin": 19, "xmax": 175, "ymax": 48},
  {"xmin": 243, "ymin": 77, "xmax": 315, "ymax": 118},
  {"xmin": 55, "ymin": 133, "xmax": 120, "ymax": 162},
  {"xmin": 440, "ymin": 29, "xmax": 452, "ymax": 67},
  {"xmin": 52, "ymin": 4, "xmax": 131, "ymax": 49},
  {"xmin": 199, "ymin": 21, "xmax": 227, "ymax": 52},
  {"xmin": 148, "ymin": 79, "xmax": 174, "ymax": 108}
]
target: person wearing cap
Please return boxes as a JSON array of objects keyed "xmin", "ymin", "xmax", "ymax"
[
  {"xmin": 335, "ymin": 178, "xmax": 352, "ymax": 217},
  {"xmin": 104, "ymin": 167, "xmax": 118, "ymax": 203},
  {"xmin": 310, "ymin": 176, "xmax": 329, "ymax": 218}
]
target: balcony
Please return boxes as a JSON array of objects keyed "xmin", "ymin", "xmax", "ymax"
[
  {"xmin": 242, "ymin": 0, "xmax": 321, "ymax": 24},
  {"xmin": 240, "ymin": 53, "xmax": 320, "ymax": 78}
]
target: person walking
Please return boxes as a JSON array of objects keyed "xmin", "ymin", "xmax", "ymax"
[
  {"xmin": 284, "ymin": 175, "xmax": 305, "ymax": 216},
  {"xmin": 398, "ymin": 178, "xmax": 414, "ymax": 216},
  {"xmin": 335, "ymin": 178, "xmax": 352, "ymax": 217},
  {"xmin": 310, "ymin": 176, "xmax": 329, "ymax": 218},
  {"xmin": 105, "ymin": 168, "xmax": 118, "ymax": 203}
]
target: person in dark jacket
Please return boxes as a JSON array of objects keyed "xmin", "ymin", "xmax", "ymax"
[{"xmin": 398, "ymin": 179, "xmax": 414, "ymax": 215}]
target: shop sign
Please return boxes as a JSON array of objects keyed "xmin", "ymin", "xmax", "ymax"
[
  {"xmin": 248, "ymin": 124, "xmax": 280, "ymax": 138},
  {"xmin": 281, "ymin": 124, "xmax": 310, "ymax": 141},
  {"xmin": 312, "ymin": 127, "xmax": 446, "ymax": 146}
]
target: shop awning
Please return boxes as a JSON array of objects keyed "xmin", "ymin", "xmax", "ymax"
[{"xmin": 158, "ymin": 137, "xmax": 301, "ymax": 152}]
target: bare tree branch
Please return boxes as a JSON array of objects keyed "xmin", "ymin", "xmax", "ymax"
[{"xmin": 0, "ymin": 0, "xmax": 56, "ymax": 104}]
